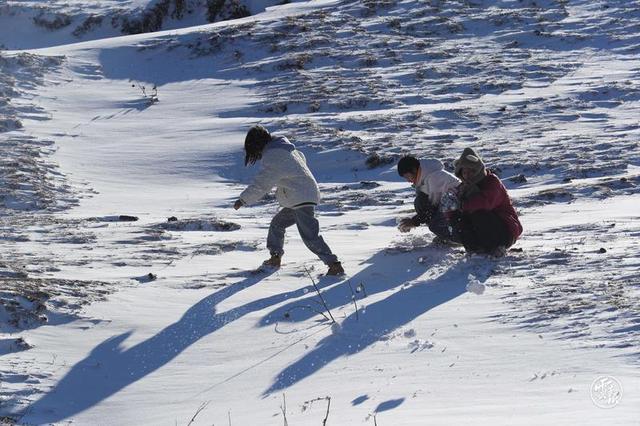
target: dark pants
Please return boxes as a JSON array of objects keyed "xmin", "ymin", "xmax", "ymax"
[
  {"xmin": 451, "ymin": 210, "xmax": 512, "ymax": 254},
  {"xmin": 414, "ymin": 192, "xmax": 459, "ymax": 242}
]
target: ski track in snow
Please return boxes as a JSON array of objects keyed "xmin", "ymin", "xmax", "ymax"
[{"xmin": 1, "ymin": 0, "xmax": 639, "ymax": 423}]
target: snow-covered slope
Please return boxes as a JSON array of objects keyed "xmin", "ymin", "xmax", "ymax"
[
  {"xmin": 1, "ymin": 0, "xmax": 639, "ymax": 424},
  {"xmin": 0, "ymin": 0, "xmax": 299, "ymax": 50}
]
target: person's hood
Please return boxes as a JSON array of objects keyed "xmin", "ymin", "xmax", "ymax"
[
  {"xmin": 454, "ymin": 147, "xmax": 485, "ymax": 177},
  {"xmin": 454, "ymin": 147, "xmax": 486, "ymax": 185},
  {"xmin": 265, "ymin": 135, "xmax": 296, "ymax": 153}
]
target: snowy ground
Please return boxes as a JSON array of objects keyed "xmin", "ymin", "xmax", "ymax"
[
  {"xmin": 1, "ymin": 0, "xmax": 639, "ymax": 424},
  {"xmin": 0, "ymin": 0, "xmax": 295, "ymax": 50}
]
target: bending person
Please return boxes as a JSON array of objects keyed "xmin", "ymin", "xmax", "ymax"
[
  {"xmin": 451, "ymin": 148, "xmax": 523, "ymax": 256},
  {"xmin": 397, "ymin": 155, "xmax": 461, "ymax": 243},
  {"xmin": 233, "ymin": 125, "xmax": 344, "ymax": 276}
]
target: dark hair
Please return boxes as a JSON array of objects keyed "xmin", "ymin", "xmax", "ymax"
[
  {"xmin": 397, "ymin": 155, "xmax": 420, "ymax": 176},
  {"xmin": 244, "ymin": 125, "xmax": 272, "ymax": 166}
]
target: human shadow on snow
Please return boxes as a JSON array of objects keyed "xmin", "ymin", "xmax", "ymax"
[
  {"xmin": 262, "ymin": 250, "xmax": 485, "ymax": 395},
  {"xmin": 259, "ymin": 244, "xmax": 459, "ymax": 328},
  {"xmin": 24, "ymin": 245, "xmax": 483, "ymax": 421},
  {"xmin": 22, "ymin": 268, "xmax": 337, "ymax": 423}
]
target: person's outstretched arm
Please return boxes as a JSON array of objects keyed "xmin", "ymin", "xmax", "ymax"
[{"xmin": 237, "ymin": 152, "xmax": 283, "ymax": 206}]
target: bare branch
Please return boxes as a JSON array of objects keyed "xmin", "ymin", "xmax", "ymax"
[
  {"xmin": 304, "ymin": 265, "xmax": 336, "ymax": 323},
  {"xmin": 281, "ymin": 393, "xmax": 289, "ymax": 426},
  {"xmin": 322, "ymin": 396, "xmax": 331, "ymax": 426},
  {"xmin": 346, "ymin": 280, "xmax": 359, "ymax": 321},
  {"xmin": 186, "ymin": 401, "xmax": 210, "ymax": 426}
]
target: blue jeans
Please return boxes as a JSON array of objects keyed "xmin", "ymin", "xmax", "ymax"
[{"xmin": 267, "ymin": 206, "xmax": 338, "ymax": 265}]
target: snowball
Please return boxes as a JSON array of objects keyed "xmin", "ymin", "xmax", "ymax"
[{"xmin": 466, "ymin": 274, "xmax": 485, "ymax": 295}]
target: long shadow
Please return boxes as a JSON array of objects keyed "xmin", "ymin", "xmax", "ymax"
[
  {"xmin": 263, "ymin": 256, "xmax": 487, "ymax": 395},
  {"xmin": 258, "ymin": 244, "xmax": 455, "ymax": 328},
  {"xmin": 22, "ymin": 269, "xmax": 337, "ymax": 423}
]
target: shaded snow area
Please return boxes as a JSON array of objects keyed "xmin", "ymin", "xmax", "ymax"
[{"xmin": 1, "ymin": 0, "xmax": 639, "ymax": 424}]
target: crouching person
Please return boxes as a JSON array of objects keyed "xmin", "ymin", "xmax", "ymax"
[
  {"xmin": 233, "ymin": 125, "xmax": 344, "ymax": 276},
  {"xmin": 452, "ymin": 148, "xmax": 523, "ymax": 256},
  {"xmin": 397, "ymin": 155, "xmax": 461, "ymax": 243}
]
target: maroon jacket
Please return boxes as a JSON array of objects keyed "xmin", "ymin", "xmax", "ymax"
[{"xmin": 461, "ymin": 172, "xmax": 523, "ymax": 244}]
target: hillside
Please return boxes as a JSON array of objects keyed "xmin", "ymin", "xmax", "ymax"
[
  {"xmin": 0, "ymin": 0, "xmax": 292, "ymax": 49},
  {"xmin": 1, "ymin": 0, "xmax": 639, "ymax": 424}
]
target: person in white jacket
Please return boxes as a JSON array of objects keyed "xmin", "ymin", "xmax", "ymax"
[
  {"xmin": 233, "ymin": 125, "xmax": 344, "ymax": 275},
  {"xmin": 397, "ymin": 155, "xmax": 461, "ymax": 242}
]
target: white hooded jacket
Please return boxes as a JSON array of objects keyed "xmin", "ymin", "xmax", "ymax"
[
  {"xmin": 415, "ymin": 159, "xmax": 461, "ymax": 204},
  {"xmin": 240, "ymin": 136, "xmax": 321, "ymax": 208}
]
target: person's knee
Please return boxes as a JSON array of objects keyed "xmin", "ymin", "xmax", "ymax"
[
  {"xmin": 295, "ymin": 217, "xmax": 319, "ymax": 239},
  {"xmin": 414, "ymin": 193, "xmax": 437, "ymax": 225},
  {"xmin": 269, "ymin": 218, "xmax": 285, "ymax": 231},
  {"xmin": 427, "ymin": 212, "xmax": 446, "ymax": 234}
]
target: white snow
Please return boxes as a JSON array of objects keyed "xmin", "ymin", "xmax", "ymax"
[
  {"xmin": 1, "ymin": 0, "xmax": 639, "ymax": 424},
  {"xmin": 466, "ymin": 274, "xmax": 486, "ymax": 295}
]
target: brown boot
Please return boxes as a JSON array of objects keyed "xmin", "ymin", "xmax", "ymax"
[
  {"xmin": 326, "ymin": 261, "xmax": 344, "ymax": 276},
  {"xmin": 262, "ymin": 254, "xmax": 282, "ymax": 268}
]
